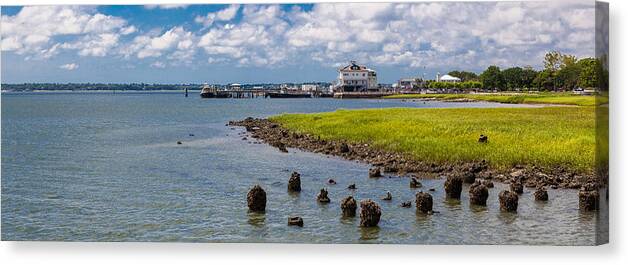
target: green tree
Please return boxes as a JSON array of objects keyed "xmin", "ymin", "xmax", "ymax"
[
  {"xmin": 448, "ymin": 71, "xmax": 479, "ymax": 82},
  {"xmin": 542, "ymin": 51, "xmax": 579, "ymax": 91},
  {"xmin": 480, "ymin": 65, "xmax": 505, "ymax": 90},
  {"xmin": 561, "ymin": 54, "xmax": 578, "ymax": 68},
  {"xmin": 556, "ymin": 63, "xmax": 581, "ymax": 90},
  {"xmin": 544, "ymin": 51, "xmax": 563, "ymax": 73},
  {"xmin": 533, "ymin": 70, "xmax": 554, "ymax": 91},
  {"xmin": 577, "ymin": 58, "xmax": 599, "ymax": 88},
  {"xmin": 521, "ymin": 66, "xmax": 538, "ymax": 89},
  {"xmin": 502, "ymin": 67, "xmax": 524, "ymax": 90}
]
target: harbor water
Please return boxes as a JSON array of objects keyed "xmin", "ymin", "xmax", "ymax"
[{"xmin": 1, "ymin": 92, "xmax": 607, "ymax": 244}]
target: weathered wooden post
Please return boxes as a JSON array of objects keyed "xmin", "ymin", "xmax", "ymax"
[{"xmin": 359, "ymin": 199, "xmax": 381, "ymax": 227}]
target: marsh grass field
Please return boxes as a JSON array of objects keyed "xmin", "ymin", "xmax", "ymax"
[
  {"xmin": 383, "ymin": 93, "xmax": 606, "ymax": 106},
  {"xmin": 272, "ymin": 106, "xmax": 597, "ymax": 174}
]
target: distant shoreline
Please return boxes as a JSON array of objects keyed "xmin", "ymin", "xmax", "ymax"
[{"xmin": 1, "ymin": 90, "xmax": 201, "ymax": 93}]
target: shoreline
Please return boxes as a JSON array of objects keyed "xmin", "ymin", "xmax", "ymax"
[
  {"xmin": 382, "ymin": 93, "xmax": 604, "ymax": 107},
  {"xmin": 396, "ymin": 97, "xmax": 581, "ymax": 107},
  {"xmin": 229, "ymin": 117, "xmax": 603, "ymax": 190}
]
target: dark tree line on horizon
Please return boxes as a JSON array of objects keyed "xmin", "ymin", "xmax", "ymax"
[
  {"xmin": 444, "ymin": 51, "xmax": 607, "ymax": 91},
  {"xmin": 0, "ymin": 83, "xmax": 201, "ymax": 91},
  {"xmin": 1, "ymin": 82, "xmax": 333, "ymax": 92}
]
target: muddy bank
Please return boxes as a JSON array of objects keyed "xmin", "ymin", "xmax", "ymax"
[{"xmin": 229, "ymin": 117, "xmax": 604, "ymax": 190}]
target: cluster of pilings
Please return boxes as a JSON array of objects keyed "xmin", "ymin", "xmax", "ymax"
[{"xmin": 246, "ymin": 168, "xmax": 603, "ymax": 228}]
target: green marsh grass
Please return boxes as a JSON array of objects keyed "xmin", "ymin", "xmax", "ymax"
[
  {"xmin": 383, "ymin": 93, "xmax": 603, "ymax": 106},
  {"xmin": 272, "ymin": 107, "xmax": 596, "ymax": 173}
]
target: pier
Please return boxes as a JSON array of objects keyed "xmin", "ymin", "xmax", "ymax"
[
  {"xmin": 226, "ymin": 89, "xmax": 275, "ymax": 98},
  {"xmin": 198, "ymin": 88, "xmax": 336, "ymax": 98},
  {"xmin": 332, "ymin": 92, "xmax": 396, "ymax": 99}
]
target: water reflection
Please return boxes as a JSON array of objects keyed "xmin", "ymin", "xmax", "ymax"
[
  {"xmin": 469, "ymin": 204, "xmax": 488, "ymax": 214},
  {"xmin": 443, "ymin": 198, "xmax": 462, "ymax": 210},
  {"xmin": 340, "ymin": 216, "xmax": 357, "ymax": 225},
  {"xmin": 360, "ymin": 226, "xmax": 380, "ymax": 241},
  {"xmin": 498, "ymin": 211, "xmax": 518, "ymax": 225},
  {"xmin": 247, "ymin": 212, "xmax": 266, "ymax": 227},
  {"xmin": 578, "ymin": 209, "xmax": 596, "ymax": 223}
]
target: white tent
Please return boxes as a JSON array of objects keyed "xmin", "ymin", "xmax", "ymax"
[{"xmin": 438, "ymin": 74, "xmax": 462, "ymax": 82}]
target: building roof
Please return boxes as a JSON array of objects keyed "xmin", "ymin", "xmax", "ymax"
[
  {"xmin": 439, "ymin": 74, "xmax": 461, "ymax": 81},
  {"xmin": 340, "ymin": 61, "xmax": 368, "ymax": 71}
]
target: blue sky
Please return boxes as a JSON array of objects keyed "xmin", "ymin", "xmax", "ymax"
[{"xmin": 1, "ymin": 2, "xmax": 596, "ymax": 84}]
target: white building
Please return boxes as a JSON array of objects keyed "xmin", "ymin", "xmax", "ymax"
[
  {"xmin": 335, "ymin": 61, "xmax": 378, "ymax": 92},
  {"xmin": 436, "ymin": 73, "xmax": 461, "ymax": 83},
  {"xmin": 397, "ymin": 78, "xmax": 421, "ymax": 90},
  {"xmin": 301, "ymin": 84, "xmax": 319, "ymax": 92},
  {"xmin": 229, "ymin": 83, "xmax": 242, "ymax": 90}
]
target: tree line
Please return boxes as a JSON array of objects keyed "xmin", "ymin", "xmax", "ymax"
[
  {"xmin": 0, "ymin": 83, "xmax": 202, "ymax": 91},
  {"xmin": 444, "ymin": 51, "xmax": 606, "ymax": 91},
  {"xmin": 1, "ymin": 82, "xmax": 333, "ymax": 91}
]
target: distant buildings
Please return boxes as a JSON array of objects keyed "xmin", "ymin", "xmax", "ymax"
[
  {"xmin": 300, "ymin": 84, "xmax": 319, "ymax": 92},
  {"xmin": 229, "ymin": 83, "xmax": 242, "ymax": 90},
  {"xmin": 334, "ymin": 61, "xmax": 379, "ymax": 92},
  {"xmin": 396, "ymin": 78, "xmax": 422, "ymax": 91}
]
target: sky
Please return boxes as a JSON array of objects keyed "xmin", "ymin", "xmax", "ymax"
[{"xmin": 1, "ymin": 1, "xmax": 597, "ymax": 84}]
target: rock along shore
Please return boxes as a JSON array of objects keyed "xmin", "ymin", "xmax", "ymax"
[{"xmin": 229, "ymin": 117, "xmax": 604, "ymax": 190}]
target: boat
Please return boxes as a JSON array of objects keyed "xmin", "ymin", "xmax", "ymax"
[
  {"xmin": 200, "ymin": 84, "xmax": 231, "ymax": 98},
  {"xmin": 266, "ymin": 90, "xmax": 312, "ymax": 98}
]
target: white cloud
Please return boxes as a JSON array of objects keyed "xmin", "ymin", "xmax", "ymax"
[
  {"xmin": 62, "ymin": 33, "xmax": 120, "ymax": 57},
  {"xmin": 561, "ymin": 8, "xmax": 595, "ymax": 29},
  {"xmin": 120, "ymin": 26, "xmax": 137, "ymax": 35},
  {"xmin": 1, "ymin": 6, "xmax": 132, "ymax": 58},
  {"xmin": 121, "ymin": 27, "xmax": 196, "ymax": 61},
  {"xmin": 59, "ymin": 63, "xmax": 79, "ymax": 70},
  {"xmin": 3, "ymin": 2, "xmax": 597, "ymax": 73},
  {"xmin": 216, "ymin": 5, "xmax": 240, "ymax": 21},
  {"xmin": 144, "ymin": 5, "xmax": 189, "ymax": 10},
  {"xmin": 196, "ymin": 5, "xmax": 291, "ymax": 67},
  {"xmin": 194, "ymin": 4, "xmax": 240, "ymax": 28}
]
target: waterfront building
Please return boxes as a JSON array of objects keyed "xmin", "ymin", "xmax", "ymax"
[{"xmin": 334, "ymin": 61, "xmax": 379, "ymax": 92}]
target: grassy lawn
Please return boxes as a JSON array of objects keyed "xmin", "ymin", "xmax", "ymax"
[
  {"xmin": 271, "ymin": 107, "xmax": 596, "ymax": 173},
  {"xmin": 383, "ymin": 93, "xmax": 606, "ymax": 106}
]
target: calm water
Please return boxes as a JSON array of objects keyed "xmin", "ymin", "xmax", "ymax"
[{"xmin": 1, "ymin": 92, "xmax": 607, "ymax": 244}]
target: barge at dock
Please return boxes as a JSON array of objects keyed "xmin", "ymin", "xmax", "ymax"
[
  {"xmin": 200, "ymin": 84, "xmax": 231, "ymax": 98},
  {"xmin": 266, "ymin": 91, "xmax": 312, "ymax": 98}
]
